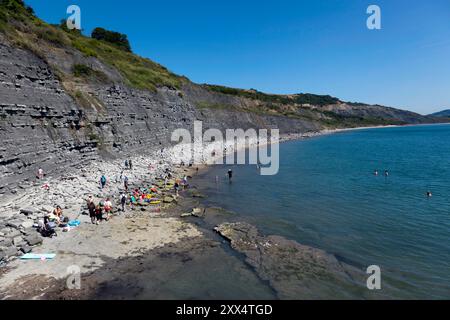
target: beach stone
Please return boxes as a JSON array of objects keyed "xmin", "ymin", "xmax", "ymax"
[
  {"xmin": 180, "ymin": 212, "xmax": 192, "ymax": 218},
  {"xmin": 163, "ymin": 196, "xmax": 174, "ymax": 203},
  {"xmin": 1, "ymin": 246, "xmax": 19, "ymax": 259},
  {"xmin": 0, "ymin": 250, "xmax": 8, "ymax": 261},
  {"xmin": 21, "ymin": 228, "xmax": 36, "ymax": 236},
  {"xmin": 13, "ymin": 236, "xmax": 24, "ymax": 247},
  {"xmin": 20, "ymin": 245, "xmax": 32, "ymax": 254},
  {"xmin": 40, "ymin": 205, "xmax": 53, "ymax": 213},
  {"xmin": 6, "ymin": 220, "xmax": 23, "ymax": 230},
  {"xmin": 0, "ymin": 238, "xmax": 13, "ymax": 247},
  {"xmin": 5, "ymin": 229, "xmax": 21, "ymax": 239},
  {"xmin": 21, "ymin": 220, "xmax": 35, "ymax": 229},
  {"xmin": 20, "ymin": 208, "xmax": 35, "ymax": 216},
  {"xmin": 25, "ymin": 233, "xmax": 43, "ymax": 246},
  {"xmin": 191, "ymin": 208, "xmax": 205, "ymax": 217}
]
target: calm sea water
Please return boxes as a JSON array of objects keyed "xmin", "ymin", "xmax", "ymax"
[{"xmin": 193, "ymin": 124, "xmax": 450, "ymax": 299}]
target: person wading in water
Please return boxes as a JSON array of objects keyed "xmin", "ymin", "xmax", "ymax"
[{"xmin": 227, "ymin": 169, "xmax": 233, "ymax": 182}]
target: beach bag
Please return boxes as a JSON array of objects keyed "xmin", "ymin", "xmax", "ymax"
[{"xmin": 47, "ymin": 221, "xmax": 57, "ymax": 229}]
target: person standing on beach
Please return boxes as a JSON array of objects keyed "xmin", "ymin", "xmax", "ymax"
[
  {"xmin": 120, "ymin": 193, "xmax": 127, "ymax": 212},
  {"xmin": 124, "ymin": 176, "xmax": 129, "ymax": 192},
  {"xmin": 88, "ymin": 199, "xmax": 96, "ymax": 224},
  {"xmin": 174, "ymin": 181, "xmax": 180, "ymax": 196},
  {"xmin": 130, "ymin": 194, "xmax": 137, "ymax": 210},
  {"xmin": 100, "ymin": 175, "xmax": 107, "ymax": 189},
  {"xmin": 125, "ymin": 160, "xmax": 129, "ymax": 170},
  {"xmin": 104, "ymin": 198, "xmax": 112, "ymax": 220},
  {"xmin": 37, "ymin": 168, "xmax": 44, "ymax": 180},
  {"xmin": 129, "ymin": 159, "xmax": 133, "ymax": 170},
  {"xmin": 95, "ymin": 205, "xmax": 103, "ymax": 224}
]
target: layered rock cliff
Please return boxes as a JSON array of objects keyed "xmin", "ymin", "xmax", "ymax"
[{"xmin": 0, "ymin": 1, "xmax": 438, "ymax": 195}]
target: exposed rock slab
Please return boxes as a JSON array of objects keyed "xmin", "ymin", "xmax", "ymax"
[{"xmin": 215, "ymin": 222, "xmax": 369, "ymax": 299}]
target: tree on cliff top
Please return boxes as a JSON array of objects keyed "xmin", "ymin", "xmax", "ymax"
[
  {"xmin": 91, "ymin": 27, "xmax": 131, "ymax": 52},
  {"xmin": 0, "ymin": 0, "xmax": 35, "ymax": 21}
]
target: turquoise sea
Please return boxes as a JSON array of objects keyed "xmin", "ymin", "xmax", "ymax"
[{"xmin": 193, "ymin": 124, "xmax": 450, "ymax": 299}]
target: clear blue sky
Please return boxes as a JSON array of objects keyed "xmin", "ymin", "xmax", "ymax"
[{"xmin": 26, "ymin": 0, "xmax": 450, "ymax": 114}]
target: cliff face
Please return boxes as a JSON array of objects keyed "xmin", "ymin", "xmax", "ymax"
[
  {"xmin": 0, "ymin": 4, "xmax": 438, "ymax": 194},
  {"xmin": 0, "ymin": 35, "xmax": 322, "ymax": 194},
  {"xmin": 0, "ymin": 38, "xmax": 94, "ymax": 192}
]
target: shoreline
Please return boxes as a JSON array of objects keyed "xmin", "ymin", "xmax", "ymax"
[{"xmin": 0, "ymin": 122, "xmax": 429, "ymax": 299}]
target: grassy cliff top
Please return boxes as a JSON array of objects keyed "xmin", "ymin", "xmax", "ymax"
[
  {"xmin": 0, "ymin": 0, "xmax": 435, "ymax": 128},
  {"xmin": 0, "ymin": 0, "xmax": 185, "ymax": 92},
  {"xmin": 0, "ymin": 0, "xmax": 350, "ymax": 104},
  {"xmin": 202, "ymin": 84, "xmax": 342, "ymax": 106}
]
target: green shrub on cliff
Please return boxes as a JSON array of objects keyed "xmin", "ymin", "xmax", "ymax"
[
  {"xmin": 1, "ymin": 1, "xmax": 183, "ymax": 92},
  {"xmin": 0, "ymin": 10, "xmax": 6, "ymax": 31},
  {"xmin": 1, "ymin": 0, "xmax": 31, "ymax": 15},
  {"xmin": 91, "ymin": 27, "xmax": 131, "ymax": 52},
  {"xmin": 72, "ymin": 64, "xmax": 109, "ymax": 83},
  {"xmin": 35, "ymin": 23, "xmax": 69, "ymax": 46},
  {"xmin": 72, "ymin": 38, "xmax": 98, "ymax": 57}
]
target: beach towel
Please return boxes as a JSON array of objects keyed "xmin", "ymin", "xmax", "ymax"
[
  {"xmin": 68, "ymin": 220, "xmax": 81, "ymax": 227},
  {"xmin": 21, "ymin": 253, "xmax": 56, "ymax": 260}
]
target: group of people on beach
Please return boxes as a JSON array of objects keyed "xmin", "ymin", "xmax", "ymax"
[
  {"xmin": 88, "ymin": 161, "xmax": 192, "ymax": 223},
  {"xmin": 39, "ymin": 205, "xmax": 82, "ymax": 237},
  {"xmin": 87, "ymin": 195, "xmax": 112, "ymax": 225},
  {"xmin": 124, "ymin": 159, "xmax": 133, "ymax": 170},
  {"xmin": 32, "ymin": 157, "xmax": 196, "ymax": 237}
]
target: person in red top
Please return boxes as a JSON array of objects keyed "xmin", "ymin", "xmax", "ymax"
[{"xmin": 104, "ymin": 198, "xmax": 112, "ymax": 221}]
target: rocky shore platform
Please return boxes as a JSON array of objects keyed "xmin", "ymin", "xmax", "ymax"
[{"xmin": 0, "ymin": 132, "xmax": 383, "ymax": 299}]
